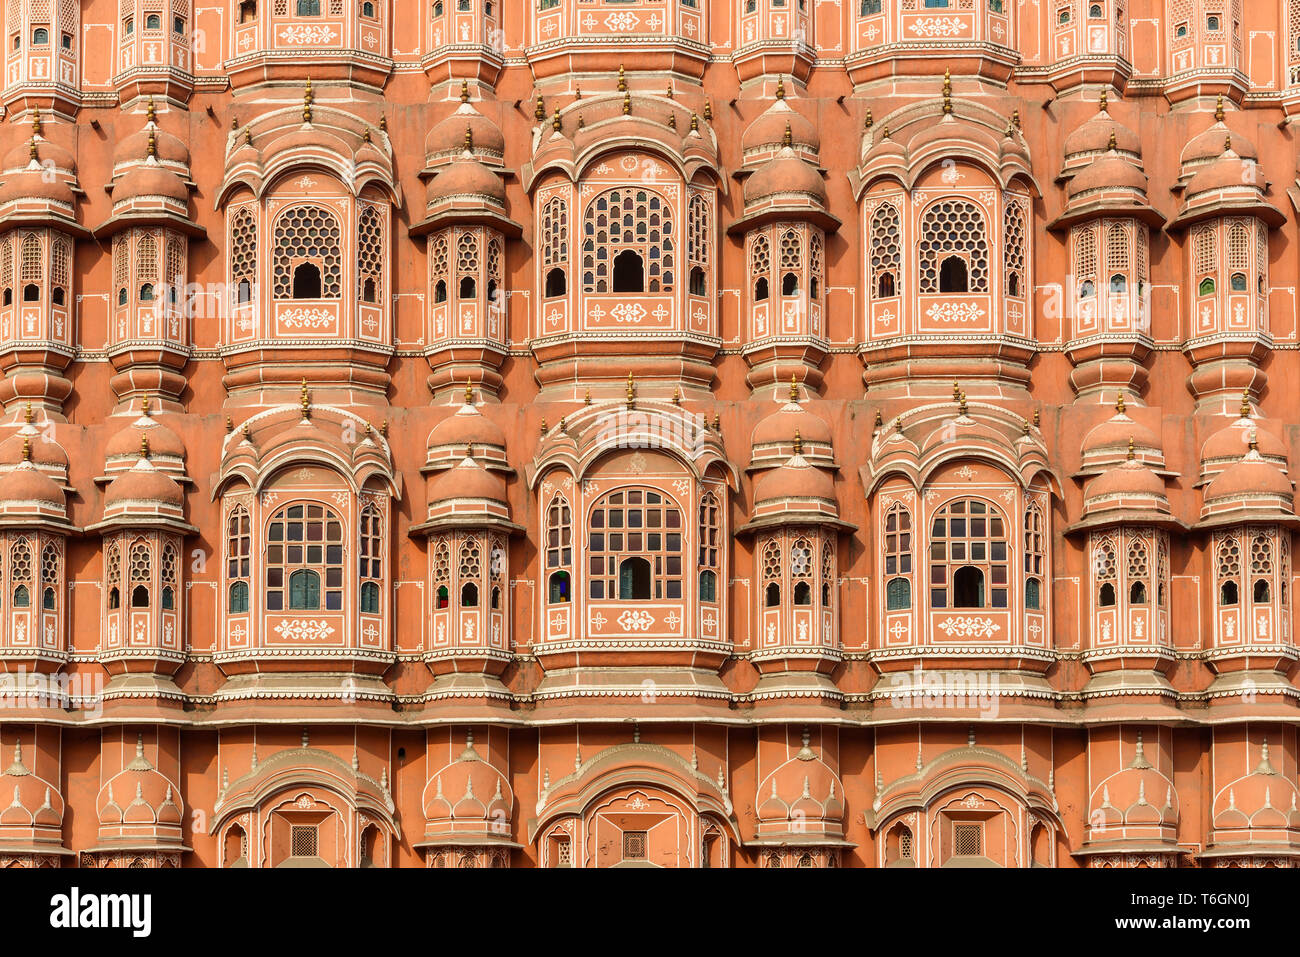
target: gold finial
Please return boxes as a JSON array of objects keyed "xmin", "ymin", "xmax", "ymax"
[
  {"xmin": 1224, "ymin": 134, "xmax": 1232, "ymax": 153},
  {"xmin": 303, "ymin": 78, "xmax": 313, "ymax": 124},
  {"xmin": 1022, "ymin": 418, "xmax": 1031, "ymax": 436},
  {"xmin": 380, "ymin": 420, "xmax": 388, "ymax": 438},
  {"xmin": 712, "ymin": 412, "xmax": 720, "ymax": 432},
  {"xmin": 460, "ymin": 79, "xmax": 470, "ymax": 104},
  {"xmin": 793, "ymin": 429, "xmax": 803, "ymax": 456},
  {"xmin": 623, "ymin": 92, "xmax": 631, "ymax": 116},
  {"xmin": 558, "ymin": 417, "xmax": 566, "ymax": 434},
  {"xmin": 363, "ymin": 126, "xmax": 372, "ymax": 144},
  {"xmin": 1099, "ymin": 89, "xmax": 1108, "ymax": 112},
  {"xmin": 782, "ymin": 123, "xmax": 792, "ymax": 149},
  {"xmin": 140, "ymin": 394, "xmax": 151, "ymax": 417},
  {"xmin": 1215, "ymin": 93, "xmax": 1225, "ymax": 123},
  {"xmin": 668, "ymin": 111, "xmax": 676, "ymax": 130},
  {"xmin": 242, "ymin": 421, "xmax": 251, "ymax": 440},
  {"xmin": 775, "ymin": 75, "xmax": 785, "ymax": 100},
  {"xmin": 1127, "ymin": 436, "xmax": 1135, "ymax": 460},
  {"xmin": 465, "ymin": 381, "xmax": 475, "ymax": 405},
  {"xmin": 244, "ymin": 128, "xmax": 253, "ymax": 146},
  {"xmin": 1107, "ymin": 130, "xmax": 1117, "ymax": 151},
  {"xmin": 958, "ymin": 391, "xmax": 968, "ymax": 416},
  {"xmin": 1032, "ymin": 408, "xmax": 1040, "ymax": 427},
  {"xmin": 464, "ymin": 124, "xmax": 473, "ymax": 152},
  {"xmin": 690, "ymin": 112, "xmax": 699, "ymax": 132},
  {"xmin": 1012, "ymin": 109, "xmax": 1020, "ymax": 130},
  {"xmin": 540, "ymin": 417, "xmax": 548, "ymax": 436},
  {"xmin": 666, "ymin": 83, "xmax": 673, "ymax": 99},
  {"xmin": 20, "ymin": 437, "xmax": 29, "ymax": 462},
  {"xmin": 574, "ymin": 85, "xmax": 582, "ymax": 100},
  {"xmin": 28, "ymin": 137, "xmax": 37, "ymax": 162},
  {"xmin": 578, "ymin": 113, "xmax": 585, "ymax": 129},
  {"xmin": 140, "ymin": 434, "xmax": 150, "ymax": 459},
  {"xmin": 534, "ymin": 95, "xmax": 545, "ymax": 121},
  {"xmin": 30, "ymin": 107, "xmax": 41, "ymax": 138},
  {"xmin": 1115, "ymin": 391, "xmax": 1126, "ymax": 415},
  {"xmin": 378, "ymin": 114, "xmax": 387, "ymax": 134},
  {"xmin": 466, "ymin": 442, "xmax": 474, "ymax": 459},
  {"xmin": 584, "ymin": 389, "xmax": 592, "ymax": 405},
  {"xmin": 626, "ymin": 373, "xmax": 636, "ymax": 409},
  {"xmin": 225, "ymin": 414, "xmax": 233, "ymax": 433},
  {"xmin": 942, "ymin": 68, "xmax": 952, "ymax": 115},
  {"xmin": 703, "ymin": 100, "xmax": 712, "ymax": 121},
  {"xmin": 874, "ymin": 410, "xmax": 883, "ymax": 428},
  {"xmin": 618, "ymin": 65, "xmax": 627, "ymax": 92},
  {"xmin": 789, "ymin": 375, "xmax": 799, "ymax": 403},
  {"xmin": 881, "ymin": 125, "xmax": 891, "ymax": 140},
  {"xmin": 147, "ymin": 131, "xmax": 157, "ymax": 159},
  {"xmin": 953, "ymin": 380, "xmax": 961, "ymax": 402},
  {"xmin": 672, "ymin": 386, "xmax": 681, "ymax": 405},
  {"xmin": 864, "ymin": 109, "xmax": 873, "ymax": 130},
  {"xmin": 1250, "ymin": 429, "xmax": 1259, "ymax": 452},
  {"xmin": 146, "ymin": 96, "xmax": 156, "ymax": 124},
  {"xmin": 894, "ymin": 417, "xmax": 903, "ymax": 434},
  {"xmin": 231, "ymin": 114, "xmax": 239, "ymax": 130},
  {"xmin": 300, "ymin": 378, "xmax": 311, "ymax": 419},
  {"xmin": 552, "ymin": 108, "xmax": 562, "ymax": 131},
  {"xmin": 23, "ymin": 403, "xmax": 32, "ymax": 425},
  {"xmin": 1240, "ymin": 390, "xmax": 1252, "ymax": 419}
]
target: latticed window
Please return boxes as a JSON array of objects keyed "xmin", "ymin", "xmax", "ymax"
[
  {"xmin": 1074, "ymin": 224, "xmax": 1097, "ymax": 298},
  {"xmin": 762, "ymin": 538, "xmax": 782, "ymax": 607},
  {"xmin": 953, "ymin": 822, "xmax": 982, "ymax": 857},
  {"xmin": 1125, "ymin": 533, "xmax": 1150, "ymax": 604},
  {"xmin": 136, "ymin": 233, "xmax": 157, "ymax": 298},
  {"xmin": 164, "ymin": 237, "xmax": 184, "ymax": 305},
  {"xmin": 1094, "ymin": 535, "xmax": 1117, "ymax": 607},
  {"xmin": 290, "ymin": 825, "xmax": 318, "ymax": 858},
  {"xmin": 588, "ymin": 489, "xmax": 683, "ymax": 600},
  {"xmin": 750, "ymin": 233, "xmax": 771, "ymax": 301},
  {"xmin": 161, "ymin": 542, "xmax": 178, "ymax": 610},
  {"xmin": 489, "ymin": 535, "xmax": 505, "ymax": 609},
  {"xmin": 884, "ymin": 502, "xmax": 912, "ymax": 610},
  {"xmin": 791, "ymin": 536, "xmax": 813, "ymax": 605},
  {"xmin": 1024, "ymin": 503, "xmax": 1045, "ymax": 609},
  {"xmin": 582, "ymin": 188, "xmax": 674, "ymax": 294},
  {"xmin": 929, "ymin": 499, "xmax": 1007, "ymax": 609},
  {"xmin": 622, "ymin": 830, "xmax": 647, "ymax": 860},
  {"xmin": 267, "ymin": 503, "xmax": 343, "ymax": 612},
  {"xmin": 433, "ymin": 539, "xmax": 451, "ymax": 609},
  {"xmin": 105, "ymin": 541, "xmax": 122, "ymax": 609},
  {"xmin": 687, "ymin": 192, "xmax": 709, "ymax": 295},
  {"xmin": 458, "ymin": 536, "xmax": 481, "ymax": 607},
  {"xmin": 1217, "ymin": 534, "xmax": 1241, "ymax": 605},
  {"xmin": 1250, "ymin": 530, "xmax": 1275, "ymax": 603},
  {"xmin": 230, "ymin": 207, "xmax": 257, "ymax": 304},
  {"xmin": 778, "ymin": 228, "xmax": 801, "ymax": 297},
  {"xmin": 227, "ymin": 504, "xmax": 251, "ymax": 613},
  {"xmin": 40, "ymin": 541, "xmax": 59, "ymax": 610},
  {"xmin": 10, "ymin": 537, "xmax": 31, "ymax": 608},
  {"xmin": 1, "ymin": 239, "xmax": 13, "ymax": 303},
  {"xmin": 430, "ymin": 235, "xmax": 450, "ymax": 303},
  {"xmin": 356, "ymin": 206, "xmax": 383, "ymax": 304},
  {"xmin": 555, "ymin": 836, "xmax": 571, "ymax": 867},
  {"xmin": 541, "ymin": 197, "xmax": 568, "ymax": 297},
  {"xmin": 918, "ymin": 199, "xmax": 988, "ymax": 294},
  {"xmin": 456, "ymin": 232, "xmax": 479, "ymax": 299},
  {"xmin": 129, "ymin": 540, "xmax": 151, "ymax": 607},
  {"xmin": 820, "ymin": 539, "xmax": 834, "ymax": 607},
  {"xmin": 546, "ymin": 495, "xmax": 572, "ymax": 603},
  {"xmin": 272, "ymin": 205, "xmax": 342, "ymax": 299},
  {"xmin": 898, "ymin": 827, "xmax": 913, "ymax": 860},
  {"xmin": 1193, "ymin": 225, "xmax": 1216, "ymax": 295},
  {"xmin": 698, "ymin": 490, "xmax": 720, "ymax": 602},
  {"xmin": 19, "ymin": 235, "xmax": 41, "ymax": 300},
  {"xmin": 1003, "ymin": 196, "xmax": 1026, "ymax": 298},
  {"xmin": 486, "ymin": 238, "xmax": 502, "ymax": 308},
  {"xmin": 809, "ymin": 231, "xmax": 824, "ymax": 300},
  {"xmin": 359, "ymin": 504, "xmax": 382, "ymax": 614}
]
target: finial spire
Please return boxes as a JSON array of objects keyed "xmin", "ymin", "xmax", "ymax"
[
  {"xmin": 942, "ymin": 68, "xmax": 952, "ymax": 115},
  {"xmin": 703, "ymin": 100, "xmax": 712, "ymax": 121},
  {"xmin": 147, "ymin": 130, "xmax": 157, "ymax": 159},
  {"xmin": 303, "ymin": 78, "xmax": 314, "ymax": 124},
  {"xmin": 1115, "ymin": 391, "xmax": 1126, "ymax": 415},
  {"xmin": 553, "ymin": 108, "xmax": 562, "ymax": 131},
  {"xmin": 617, "ymin": 65, "xmax": 627, "ymax": 92},
  {"xmin": 793, "ymin": 429, "xmax": 803, "ymax": 457},
  {"xmin": 140, "ymin": 393, "xmax": 151, "ymax": 417},
  {"xmin": 23, "ymin": 403, "xmax": 32, "ymax": 425},
  {"xmin": 140, "ymin": 434, "xmax": 150, "ymax": 459},
  {"xmin": 775, "ymin": 75, "xmax": 785, "ymax": 100},
  {"xmin": 300, "ymin": 378, "xmax": 311, "ymax": 420},
  {"xmin": 1098, "ymin": 89, "xmax": 1108, "ymax": 112},
  {"xmin": 1107, "ymin": 130, "xmax": 1117, "ymax": 151},
  {"xmin": 1224, "ymin": 133, "xmax": 1232, "ymax": 153},
  {"xmin": 622, "ymin": 92, "xmax": 631, "ymax": 116},
  {"xmin": 31, "ymin": 107, "xmax": 41, "ymax": 137},
  {"xmin": 20, "ymin": 437, "xmax": 30, "ymax": 462},
  {"xmin": 864, "ymin": 108, "xmax": 873, "ymax": 130},
  {"xmin": 534, "ymin": 95, "xmax": 545, "ymax": 121},
  {"xmin": 1249, "ymin": 429, "xmax": 1259, "ymax": 452},
  {"xmin": 690, "ymin": 112, "xmax": 699, "ymax": 132},
  {"xmin": 626, "ymin": 372, "xmax": 636, "ymax": 409},
  {"xmin": 1127, "ymin": 436, "xmax": 1135, "ymax": 461},
  {"xmin": 460, "ymin": 79, "xmax": 470, "ymax": 104},
  {"xmin": 146, "ymin": 96, "xmax": 156, "ymax": 124},
  {"xmin": 1215, "ymin": 93, "xmax": 1225, "ymax": 122},
  {"xmin": 1241, "ymin": 391, "xmax": 1252, "ymax": 419},
  {"xmin": 789, "ymin": 374, "xmax": 798, "ymax": 403},
  {"xmin": 874, "ymin": 410, "xmax": 883, "ymax": 428},
  {"xmin": 464, "ymin": 381, "xmax": 474, "ymax": 406},
  {"xmin": 958, "ymin": 391, "xmax": 968, "ymax": 416}
]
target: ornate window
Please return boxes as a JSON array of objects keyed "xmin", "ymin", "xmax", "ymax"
[
  {"xmin": 456, "ymin": 233, "xmax": 478, "ymax": 300},
  {"xmin": 357, "ymin": 206, "xmax": 383, "ymax": 304},
  {"xmin": 359, "ymin": 504, "xmax": 382, "ymax": 614},
  {"xmin": 227, "ymin": 505, "xmax": 251, "ymax": 612},
  {"xmin": 458, "ymin": 537, "xmax": 481, "ymax": 607},
  {"xmin": 129, "ymin": 540, "xmax": 151, "ymax": 607},
  {"xmin": 266, "ymin": 503, "xmax": 344, "ymax": 612},
  {"xmin": 542, "ymin": 197, "xmax": 568, "ymax": 298},
  {"xmin": 928, "ymin": 498, "xmax": 1007, "ymax": 609},
  {"xmin": 430, "ymin": 235, "xmax": 450, "ymax": 304},
  {"xmin": 10, "ymin": 538, "xmax": 31, "ymax": 608},
  {"xmin": 919, "ymin": 200, "xmax": 988, "ymax": 294},
  {"xmin": 1024, "ymin": 503, "xmax": 1045, "ymax": 609},
  {"xmin": 809, "ymin": 232, "xmax": 823, "ymax": 301},
  {"xmin": 751, "ymin": 233, "xmax": 771, "ymax": 301},
  {"xmin": 486, "ymin": 237, "xmax": 502, "ymax": 310},
  {"xmin": 820, "ymin": 539, "xmax": 834, "ymax": 607},
  {"xmin": 1003, "ymin": 197, "xmax": 1026, "ymax": 299},
  {"xmin": 230, "ymin": 207, "xmax": 257, "ymax": 305},
  {"xmin": 545, "ymin": 494, "xmax": 572, "ymax": 603},
  {"xmin": 581, "ymin": 188, "xmax": 674, "ymax": 294},
  {"xmin": 40, "ymin": 542, "xmax": 58, "ymax": 611},
  {"xmin": 135, "ymin": 233, "xmax": 157, "ymax": 302},
  {"xmin": 1250, "ymin": 531, "xmax": 1274, "ymax": 603},
  {"xmin": 588, "ymin": 488, "xmax": 683, "ymax": 600},
  {"xmin": 884, "ymin": 503, "xmax": 913, "ymax": 610},
  {"xmin": 762, "ymin": 538, "xmax": 782, "ymax": 607},
  {"xmin": 1074, "ymin": 225, "xmax": 1097, "ymax": 299},
  {"xmin": 1217, "ymin": 535, "xmax": 1240, "ymax": 605},
  {"xmin": 791, "ymin": 537, "xmax": 813, "ymax": 605},
  {"xmin": 698, "ymin": 491, "xmax": 720, "ymax": 602},
  {"xmin": 1193, "ymin": 225, "xmax": 1216, "ymax": 297},
  {"xmin": 161, "ymin": 542, "xmax": 178, "ymax": 610},
  {"xmin": 688, "ymin": 193, "xmax": 709, "ymax": 296},
  {"xmin": 105, "ymin": 541, "xmax": 122, "ymax": 609},
  {"xmin": 778, "ymin": 229, "xmax": 801, "ymax": 297},
  {"xmin": 434, "ymin": 539, "xmax": 451, "ymax": 609},
  {"xmin": 1126, "ymin": 535, "xmax": 1149, "ymax": 604},
  {"xmin": 19, "ymin": 234, "xmax": 41, "ymax": 301},
  {"xmin": 272, "ymin": 205, "xmax": 342, "ymax": 300},
  {"xmin": 1095, "ymin": 536, "xmax": 1117, "ymax": 607}
]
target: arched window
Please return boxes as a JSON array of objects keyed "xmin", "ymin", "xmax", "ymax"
[
  {"xmin": 105, "ymin": 541, "xmax": 121, "ymax": 610},
  {"xmin": 1025, "ymin": 578, "xmax": 1041, "ymax": 610},
  {"xmin": 698, "ymin": 491, "xmax": 721, "ymax": 601},
  {"xmin": 357, "ymin": 206, "xmax": 383, "ymax": 304},
  {"xmin": 688, "ymin": 193, "xmax": 709, "ymax": 293},
  {"xmin": 132, "ymin": 584, "xmax": 150, "ymax": 607},
  {"xmin": 460, "ymin": 581, "xmax": 479, "ymax": 607},
  {"xmin": 751, "ymin": 233, "xmax": 770, "ymax": 302},
  {"xmin": 31, "ymin": 27, "xmax": 47, "ymax": 44},
  {"xmin": 226, "ymin": 503, "xmax": 251, "ymax": 609},
  {"xmin": 548, "ymin": 571, "xmax": 570, "ymax": 603},
  {"xmin": 762, "ymin": 538, "xmax": 782, "ymax": 607},
  {"xmin": 1003, "ymin": 197, "xmax": 1026, "ymax": 298},
  {"xmin": 459, "ymin": 275, "xmax": 477, "ymax": 298},
  {"xmin": 161, "ymin": 544, "xmax": 178, "ymax": 611},
  {"xmin": 545, "ymin": 494, "xmax": 572, "ymax": 602},
  {"xmin": 1199, "ymin": 276, "xmax": 1216, "ymax": 296},
  {"xmin": 919, "ymin": 200, "xmax": 988, "ymax": 294},
  {"xmin": 929, "ymin": 498, "xmax": 1007, "ymax": 609},
  {"xmin": 230, "ymin": 207, "xmax": 257, "ymax": 306},
  {"xmin": 545, "ymin": 268, "xmax": 566, "ymax": 297},
  {"xmin": 41, "ymin": 542, "xmax": 57, "ymax": 611},
  {"xmin": 145, "ymin": 13, "xmax": 161, "ymax": 29},
  {"xmin": 1024, "ymin": 503, "xmax": 1045, "ymax": 610},
  {"xmin": 267, "ymin": 503, "xmax": 344, "ymax": 612},
  {"xmin": 884, "ymin": 503, "xmax": 912, "ymax": 611},
  {"xmin": 457, "ymin": 536, "xmax": 482, "ymax": 609},
  {"xmin": 870, "ymin": 203, "xmax": 902, "ymax": 301},
  {"xmin": 781, "ymin": 272, "xmax": 800, "ymax": 297},
  {"xmin": 689, "ymin": 267, "xmax": 706, "ymax": 296},
  {"xmin": 582, "ymin": 187, "xmax": 674, "ymax": 294},
  {"xmin": 360, "ymin": 503, "xmax": 383, "ymax": 613},
  {"xmin": 589, "ymin": 489, "xmax": 682, "ymax": 600},
  {"xmin": 791, "ymin": 538, "xmax": 813, "ymax": 605},
  {"xmin": 541, "ymin": 197, "xmax": 568, "ymax": 297},
  {"xmin": 229, "ymin": 581, "xmax": 249, "ymax": 613},
  {"xmin": 434, "ymin": 279, "xmax": 447, "ymax": 303},
  {"xmin": 273, "ymin": 206, "xmax": 342, "ymax": 299},
  {"xmin": 12, "ymin": 584, "xmax": 28, "ymax": 608},
  {"xmin": 129, "ymin": 540, "xmax": 151, "ymax": 608},
  {"xmin": 699, "ymin": 569, "xmax": 717, "ymax": 602},
  {"xmin": 239, "ymin": 1, "xmax": 258, "ymax": 22},
  {"xmin": 433, "ymin": 539, "xmax": 450, "ymax": 609},
  {"xmin": 1217, "ymin": 536, "xmax": 1241, "ymax": 607}
]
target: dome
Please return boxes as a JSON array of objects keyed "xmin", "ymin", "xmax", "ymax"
[
  {"xmin": 113, "ymin": 161, "xmax": 189, "ymax": 206},
  {"xmin": 742, "ymin": 100, "xmax": 819, "ymax": 157},
  {"xmin": 426, "ymin": 155, "xmax": 506, "ymax": 208},
  {"xmin": 0, "ymin": 167, "xmax": 76, "ymax": 208},
  {"xmin": 428, "ymin": 400, "xmax": 507, "ymax": 453},
  {"xmin": 428, "ymin": 452, "xmax": 507, "ymax": 506},
  {"xmin": 744, "ymin": 149, "xmax": 826, "ymax": 207},
  {"xmin": 1182, "ymin": 119, "xmax": 1256, "ymax": 170},
  {"xmin": 426, "ymin": 106, "xmax": 505, "ymax": 162},
  {"xmin": 103, "ymin": 457, "xmax": 185, "ymax": 512},
  {"xmin": 0, "ymin": 460, "xmax": 64, "ymax": 510},
  {"xmin": 1084, "ymin": 457, "xmax": 1168, "ymax": 504},
  {"xmin": 1204, "ymin": 447, "xmax": 1293, "ymax": 505},
  {"xmin": 1067, "ymin": 152, "xmax": 1148, "ymax": 199},
  {"xmin": 1063, "ymin": 105, "xmax": 1141, "ymax": 160},
  {"xmin": 96, "ymin": 736, "xmax": 182, "ymax": 829},
  {"xmin": 3, "ymin": 135, "xmax": 75, "ymax": 176},
  {"xmin": 0, "ymin": 410, "xmax": 68, "ymax": 471},
  {"xmin": 1184, "ymin": 149, "xmax": 1256, "ymax": 199},
  {"xmin": 753, "ymin": 454, "xmax": 836, "ymax": 505},
  {"xmin": 106, "ymin": 417, "xmax": 186, "ymax": 462},
  {"xmin": 115, "ymin": 125, "xmax": 190, "ymax": 169},
  {"xmin": 1080, "ymin": 396, "xmax": 1162, "ymax": 466},
  {"xmin": 751, "ymin": 400, "xmax": 833, "ymax": 450},
  {"xmin": 0, "ymin": 741, "xmax": 64, "ymax": 830},
  {"xmin": 424, "ymin": 734, "xmax": 512, "ymax": 824}
]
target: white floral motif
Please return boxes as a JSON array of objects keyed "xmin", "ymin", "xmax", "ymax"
[
  {"xmin": 617, "ymin": 609, "xmax": 655, "ymax": 631},
  {"xmin": 604, "ymin": 11, "xmax": 639, "ymax": 30},
  {"xmin": 908, "ymin": 16, "xmax": 967, "ymax": 38},
  {"xmin": 936, "ymin": 617, "xmax": 1000, "ymax": 639},
  {"xmin": 274, "ymin": 619, "xmax": 336, "ymax": 641},
  {"xmin": 926, "ymin": 302, "xmax": 985, "ymax": 323},
  {"xmin": 279, "ymin": 24, "xmax": 338, "ymax": 43},
  {"xmin": 278, "ymin": 309, "xmax": 335, "ymax": 331},
  {"xmin": 610, "ymin": 303, "xmax": 646, "ymax": 324}
]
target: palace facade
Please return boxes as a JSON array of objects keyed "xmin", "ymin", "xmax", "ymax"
[{"xmin": 1, "ymin": 0, "xmax": 1300, "ymax": 868}]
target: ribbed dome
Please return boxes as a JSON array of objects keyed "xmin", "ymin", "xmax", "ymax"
[
  {"xmin": 754, "ymin": 454, "xmax": 835, "ymax": 504},
  {"xmin": 742, "ymin": 100, "xmax": 819, "ymax": 156},
  {"xmin": 115, "ymin": 125, "xmax": 190, "ymax": 169},
  {"xmin": 428, "ymin": 401, "xmax": 507, "ymax": 452},
  {"xmin": 1085, "ymin": 458, "xmax": 1167, "ymax": 502},
  {"xmin": 103, "ymin": 458, "xmax": 185, "ymax": 511},
  {"xmin": 114, "ymin": 161, "xmax": 188, "ymax": 205},
  {"xmin": 106, "ymin": 420, "xmax": 186, "ymax": 461},
  {"xmin": 0, "ymin": 167, "xmax": 76, "ymax": 208},
  {"xmin": 428, "ymin": 452, "xmax": 507, "ymax": 505},
  {"xmin": 1067, "ymin": 152, "xmax": 1148, "ymax": 199},
  {"xmin": 744, "ymin": 149, "xmax": 826, "ymax": 207},
  {"xmin": 426, "ymin": 106, "xmax": 505, "ymax": 160},
  {"xmin": 426, "ymin": 155, "xmax": 505, "ymax": 207},
  {"xmin": 0, "ymin": 461, "xmax": 64, "ymax": 508},
  {"xmin": 1204, "ymin": 449, "xmax": 1293, "ymax": 504},
  {"xmin": 1063, "ymin": 106, "xmax": 1141, "ymax": 160},
  {"xmin": 752, "ymin": 401, "xmax": 833, "ymax": 450},
  {"xmin": 3, "ymin": 135, "xmax": 75, "ymax": 175}
]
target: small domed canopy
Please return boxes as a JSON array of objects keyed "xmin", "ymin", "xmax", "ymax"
[
  {"xmin": 1053, "ymin": 146, "xmax": 1164, "ymax": 230},
  {"xmin": 1179, "ymin": 98, "xmax": 1258, "ymax": 177},
  {"xmin": 425, "ymin": 89, "xmax": 506, "ymax": 172},
  {"xmin": 1070, "ymin": 444, "xmax": 1180, "ymax": 534},
  {"xmin": 102, "ymin": 399, "xmax": 188, "ymax": 482},
  {"xmin": 741, "ymin": 91, "xmax": 820, "ymax": 168},
  {"xmin": 95, "ymin": 734, "xmax": 185, "ymax": 849},
  {"xmin": 749, "ymin": 384, "xmax": 834, "ymax": 471},
  {"xmin": 1169, "ymin": 137, "xmax": 1284, "ymax": 230},
  {"xmin": 1086, "ymin": 740, "xmax": 1179, "ymax": 846},
  {"xmin": 417, "ymin": 449, "xmax": 517, "ymax": 534},
  {"xmin": 1061, "ymin": 94, "xmax": 1142, "ymax": 174},
  {"xmin": 420, "ymin": 731, "xmax": 517, "ymax": 849},
  {"xmin": 741, "ymin": 439, "xmax": 850, "ymax": 535},
  {"xmin": 412, "ymin": 153, "xmax": 520, "ymax": 238},
  {"xmin": 97, "ymin": 443, "xmax": 192, "ymax": 533},
  {"xmin": 0, "ymin": 740, "xmax": 67, "ymax": 851},
  {"xmin": 1200, "ymin": 399, "xmax": 1287, "ymax": 486},
  {"xmin": 0, "ymin": 123, "xmax": 84, "ymax": 232},
  {"xmin": 0, "ymin": 452, "xmax": 70, "ymax": 529},
  {"xmin": 425, "ymin": 388, "xmax": 510, "ymax": 475},
  {"xmin": 0, "ymin": 406, "xmax": 69, "ymax": 480},
  {"xmin": 1208, "ymin": 741, "xmax": 1300, "ymax": 852},
  {"xmin": 1198, "ymin": 438, "xmax": 1299, "ymax": 530},
  {"xmin": 754, "ymin": 735, "xmax": 847, "ymax": 843},
  {"xmin": 1078, "ymin": 394, "xmax": 1167, "ymax": 476}
]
